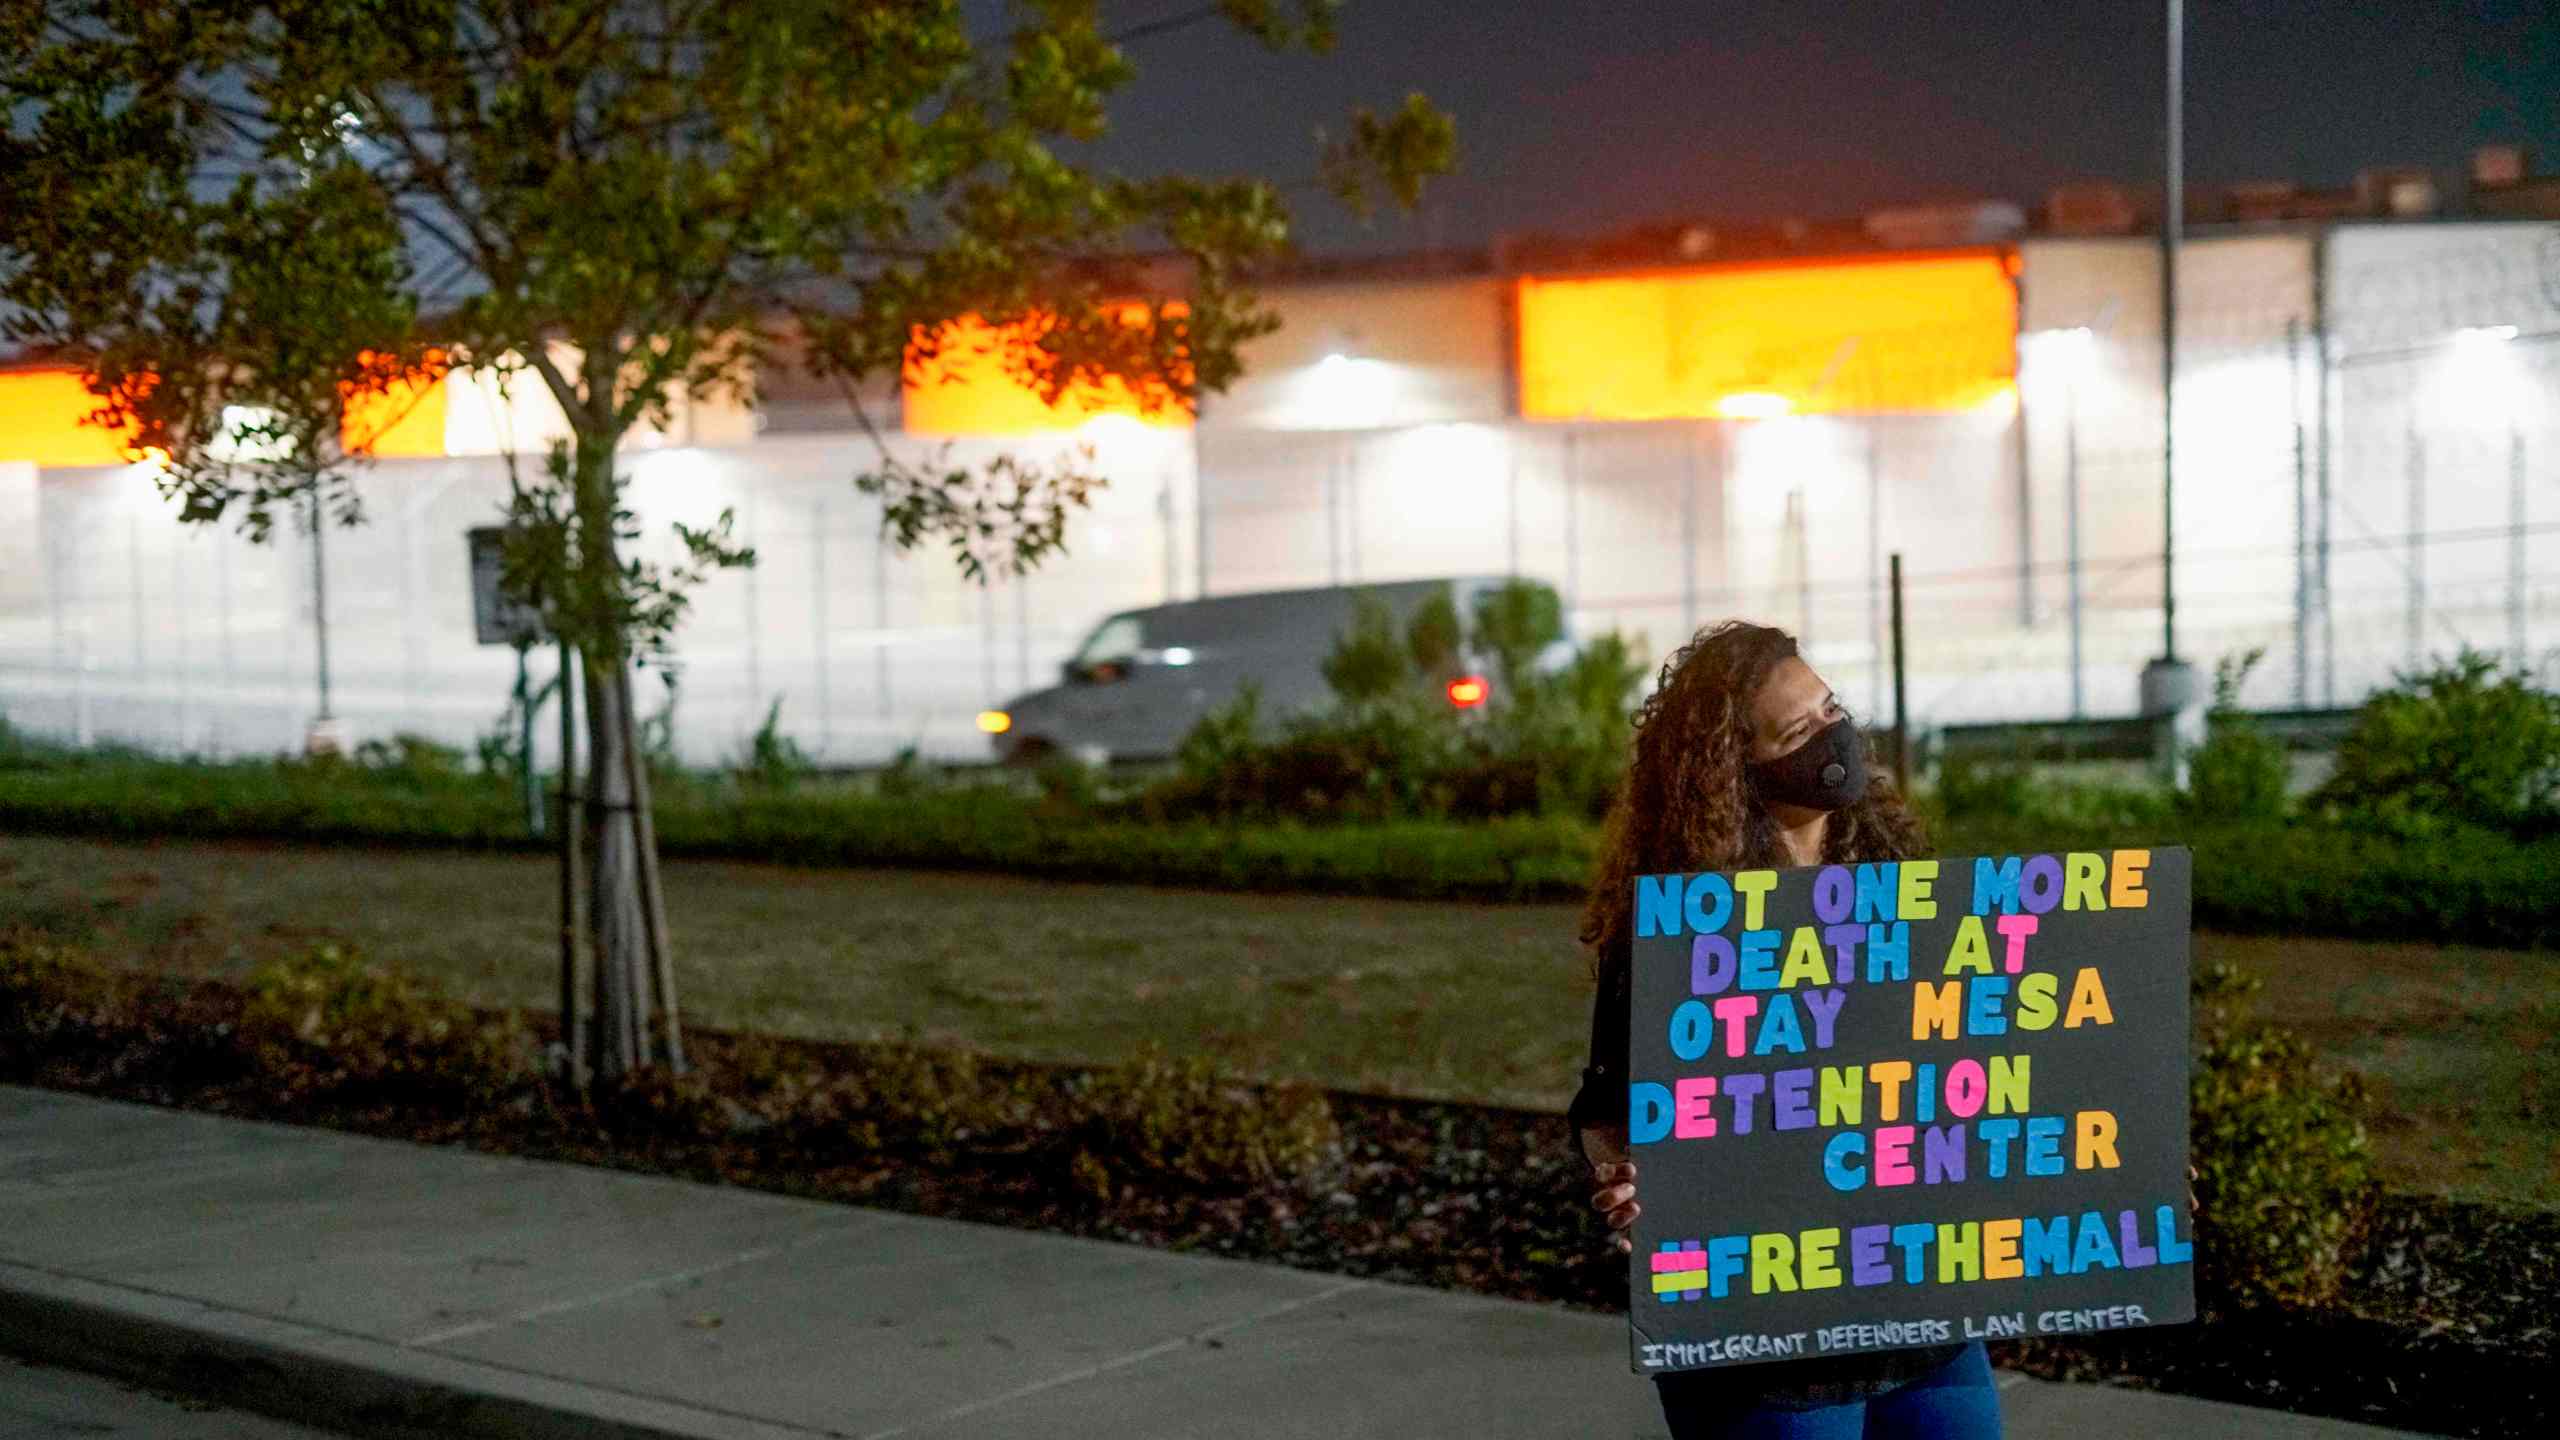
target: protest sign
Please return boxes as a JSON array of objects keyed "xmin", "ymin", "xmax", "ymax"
[{"xmin": 1623, "ymin": 847, "xmax": 2194, "ymax": 1375}]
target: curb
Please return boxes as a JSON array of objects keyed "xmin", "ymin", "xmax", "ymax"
[{"xmin": 0, "ymin": 1257, "xmax": 844, "ymax": 1440}]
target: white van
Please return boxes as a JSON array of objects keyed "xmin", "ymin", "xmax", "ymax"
[{"xmin": 979, "ymin": 576, "xmax": 1564, "ymax": 765}]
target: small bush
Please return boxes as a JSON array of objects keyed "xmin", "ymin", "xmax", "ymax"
[
  {"xmin": 730, "ymin": 697, "xmax": 816, "ymax": 790},
  {"xmin": 0, "ymin": 924, "xmax": 118, "ymax": 1054},
  {"xmin": 795, "ymin": 1034, "xmax": 1031, "ymax": 1157},
  {"xmin": 871, "ymin": 744, "xmax": 940, "ymax": 800},
  {"xmin": 1031, "ymin": 751, "xmax": 1105, "ymax": 816},
  {"xmin": 2183, "ymin": 647, "xmax": 2289, "ymax": 823},
  {"xmin": 2189, "ymin": 961, "xmax": 2377, "ymax": 1311},
  {"xmin": 1076, "ymin": 1040, "xmax": 1340, "ymax": 1191},
  {"xmin": 1319, "ymin": 590, "xmax": 1413, "ymax": 709},
  {"xmin": 474, "ymin": 668, "xmax": 560, "ymax": 778},
  {"xmin": 350, "ymin": 732, "xmax": 475, "ymax": 787},
  {"xmin": 1932, "ymin": 751, "xmax": 2035, "ymax": 819},
  {"xmin": 2309, "ymin": 647, "xmax": 2560, "ymax": 838},
  {"xmin": 1149, "ymin": 578, "xmax": 1638, "ymax": 824},
  {"xmin": 236, "ymin": 942, "xmax": 533, "ymax": 1105}
]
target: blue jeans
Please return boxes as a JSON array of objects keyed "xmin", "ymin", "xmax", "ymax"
[{"xmin": 1652, "ymin": 1341, "xmax": 2002, "ymax": 1440}]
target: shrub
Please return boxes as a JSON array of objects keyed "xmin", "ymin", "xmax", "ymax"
[
  {"xmin": 2188, "ymin": 960, "xmax": 2377, "ymax": 1311},
  {"xmin": 1470, "ymin": 577, "xmax": 1565, "ymax": 685},
  {"xmin": 1171, "ymin": 681, "xmax": 1266, "ymax": 789},
  {"xmin": 236, "ymin": 942, "xmax": 534, "ymax": 1105},
  {"xmin": 473, "ymin": 668, "xmax": 560, "ymax": 778},
  {"xmin": 1406, "ymin": 588, "xmax": 1464, "ymax": 679},
  {"xmin": 1318, "ymin": 589, "xmax": 1413, "ymax": 709},
  {"xmin": 350, "ymin": 732, "xmax": 475, "ymax": 787},
  {"xmin": 870, "ymin": 743, "xmax": 940, "ymax": 800},
  {"xmin": 791, "ymin": 1033, "xmax": 1034, "ymax": 1158},
  {"xmin": 730, "ymin": 696, "xmax": 816, "ymax": 790},
  {"xmin": 2182, "ymin": 647, "xmax": 2289, "ymax": 823},
  {"xmin": 0, "ymin": 924, "xmax": 118, "ymax": 1056},
  {"xmin": 1031, "ymin": 751, "xmax": 1105, "ymax": 816},
  {"xmin": 1931, "ymin": 750, "xmax": 2035, "ymax": 819},
  {"xmin": 2308, "ymin": 647, "xmax": 2560, "ymax": 838},
  {"xmin": 1150, "ymin": 578, "xmax": 1638, "ymax": 824},
  {"xmin": 1075, "ymin": 1040, "xmax": 1340, "ymax": 1191}
]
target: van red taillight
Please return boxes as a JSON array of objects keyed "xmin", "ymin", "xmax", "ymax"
[{"xmin": 1446, "ymin": 676, "xmax": 1489, "ymax": 708}]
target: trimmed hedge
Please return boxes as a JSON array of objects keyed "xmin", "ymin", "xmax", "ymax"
[
  {"xmin": 1, "ymin": 752, "xmax": 2554, "ymax": 943},
  {"xmin": 1945, "ymin": 813, "xmax": 2560, "ymax": 950}
]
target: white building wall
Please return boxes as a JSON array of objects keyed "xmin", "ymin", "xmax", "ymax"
[
  {"xmin": 0, "ymin": 424, "xmax": 1190, "ymax": 767},
  {"xmin": 2016, "ymin": 232, "xmax": 2319, "ymax": 715},
  {"xmin": 2324, "ymin": 222, "xmax": 2560, "ymax": 700},
  {"xmin": 8, "ymin": 224, "xmax": 2554, "ymax": 771}
]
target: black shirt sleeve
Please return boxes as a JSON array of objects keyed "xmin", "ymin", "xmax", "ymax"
[{"xmin": 1564, "ymin": 943, "xmax": 1632, "ymax": 1170}]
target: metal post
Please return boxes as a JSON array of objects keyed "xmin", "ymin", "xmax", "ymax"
[
  {"xmin": 1682, "ymin": 426, "xmax": 1700, "ymax": 633},
  {"xmin": 1346, "ymin": 437, "xmax": 1362, "ymax": 583},
  {"xmin": 127, "ymin": 513, "xmax": 143, "ymax": 682},
  {"xmin": 1505, "ymin": 439, "xmax": 1521, "ymax": 578},
  {"xmin": 309, "ymin": 486, "xmax": 333, "ymax": 721},
  {"xmin": 1194, "ymin": 449, "xmax": 1212, "ymax": 599},
  {"xmin": 1159, "ymin": 463, "xmax": 1178, "ymax": 603},
  {"xmin": 812, "ymin": 499, "xmax": 831, "ymax": 757},
  {"xmin": 2012, "ymin": 369, "xmax": 2034, "ymax": 629},
  {"xmin": 2066, "ymin": 377, "xmax": 2085, "ymax": 718},
  {"xmin": 217, "ymin": 523, "xmax": 235, "ymax": 756},
  {"xmin": 1014, "ymin": 568, "xmax": 1029, "ymax": 691},
  {"xmin": 979, "ymin": 581, "xmax": 995, "ymax": 705},
  {"xmin": 1564, "ymin": 428, "xmax": 1581, "ymax": 615},
  {"xmin": 2511, "ymin": 428, "xmax": 2529, "ymax": 672},
  {"xmin": 1792, "ymin": 487, "xmax": 1813, "ymax": 642},
  {"xmin": 2304, "ymin": 322, "xmax": 2324, "ymax": 707},
  {"xmin": 518, "ymin": 642, "xmax": 540, "ymax": 836},
  {"xmin": 2406, "ymin": 420, "xmax": 2424, "ymax": 671},
  {"xmin": 556, "ymin": 639, "xmax": 584, "ymax": 1088},
  {"xmin": 2159, "ymin": 0, "xmax": 2182, "ymax": 663},
  {"xmin": 742, "ymin": 477, "xmax": 761, "ymax": 716},
  {"xmin": 1867, "ymin": 428, "xmax": 1883, "ymax": 718},
  {"xmin": 2317, "ymin": 326, "xmax": 2336, "ymax": 705},
  {"xmin": 1325, "ymin": 441, "xmax": 1341, "ymax": 585},
  {"xmin": 873, "ymin": 524, "xmax": 890, "ymax": 720},
  {"xmin": 1890, "ymin": 552, "xmax": 1910, "ymax": 794}
]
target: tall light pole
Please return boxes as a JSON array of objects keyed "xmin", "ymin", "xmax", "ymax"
[
  {"xmin": 2160, "ymin": 0, "xmax": 2181, "ymax": 665},
  {"xmin": 2139, "ymin": 0, "xmax": 2201, "ymax": 784}
]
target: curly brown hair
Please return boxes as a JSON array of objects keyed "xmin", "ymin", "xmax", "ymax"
[{"xmin": 1577, "ymin": 619, "xmax": 1929, "ymax": 985}]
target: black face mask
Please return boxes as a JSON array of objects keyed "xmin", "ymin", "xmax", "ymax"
[{"xmin": 1749, "ymin": 715, "xmax": 1869, "ymax": 813}]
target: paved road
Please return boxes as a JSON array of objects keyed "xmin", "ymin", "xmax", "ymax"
[{"xmin": 0, "ymin": 1351, "xmax": 357, "ymax": 1440}]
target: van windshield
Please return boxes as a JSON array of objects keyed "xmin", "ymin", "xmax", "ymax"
[{"xmin": 1071, "ymin": 614, "xmax": 1145, "ymax": 668}]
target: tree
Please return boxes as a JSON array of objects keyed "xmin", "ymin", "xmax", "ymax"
[{"xmin": 2, "ymin": 0, "xmax": 1453, "ymax": 1086}]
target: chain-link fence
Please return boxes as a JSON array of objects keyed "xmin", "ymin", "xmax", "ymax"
[{"xmin": 4, "ymin": 231, "xmax": 2555, "ymax": 767}]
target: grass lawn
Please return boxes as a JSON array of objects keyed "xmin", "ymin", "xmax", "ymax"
[{"xmin": 5, "ymin": 831, "xmax": 2552, "ymax": 1209}]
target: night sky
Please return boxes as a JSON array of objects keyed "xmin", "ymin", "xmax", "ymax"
[{"xmin": 1066, "ymin": 0, "xmax": 2560, "ymax": 256}]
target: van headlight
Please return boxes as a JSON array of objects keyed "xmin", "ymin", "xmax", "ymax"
[{"xmin": 976, "ymin": 710, "xmax": 1013, "ymax": 735}]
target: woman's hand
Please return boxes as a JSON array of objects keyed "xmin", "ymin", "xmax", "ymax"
[
  {"xmin": 1580, "ymin": 1121, "xmax": 1641, "ymax": 1254},
  {"xmin": 1591, "ymin": 1160, "xmax": 1641, "ymax": 1253}
]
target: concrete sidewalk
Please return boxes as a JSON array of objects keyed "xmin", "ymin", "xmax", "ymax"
[{"xmin": 0, "ymin": 1085, "xmax": 2420, "ymax": 1440}]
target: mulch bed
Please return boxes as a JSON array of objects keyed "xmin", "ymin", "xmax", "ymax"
[{"xmin": 4, "ymin": 984, "xmax": 2549, "ymax": 1438}]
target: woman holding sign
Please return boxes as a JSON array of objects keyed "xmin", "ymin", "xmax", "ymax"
[{"xmin": 1567, "ymin": 620, "xmax": 2005, "ymax": 1439}]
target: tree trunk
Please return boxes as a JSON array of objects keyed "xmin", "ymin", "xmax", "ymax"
[{"xmin": 582, "ymin": 644, "xmax": 657, "ymax": 1080}]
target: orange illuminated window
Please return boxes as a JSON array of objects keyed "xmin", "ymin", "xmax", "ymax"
[
  {"xmin": 1516, "ymin": 252, "xmax": 2017, "ymax": 419},
  {"xmin": 0, "ymin": 370, "xmax": 149, "ymax": 466},
  {"xmin": 343, "ymin": 349, "xmax": 451, "ymax": 457},
  {"xmin": 902, "ymin": 304, "xmax": 1196, "ymax": 436},
  {"xmin": 5, "ymin": 353, "xmax": 455, "ymax": 466}
]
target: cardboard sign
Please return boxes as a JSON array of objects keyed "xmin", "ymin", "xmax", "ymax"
[
  {"xmin": 1623, "ymin": 847, "xmax": 2194, "ymax": 1375},
  {"xmin": 467, "ymin": 526, "xmax": 550, "ymax": 647}
]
